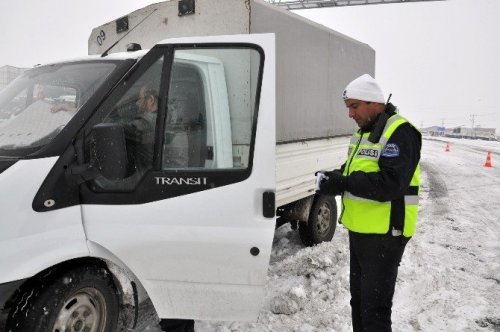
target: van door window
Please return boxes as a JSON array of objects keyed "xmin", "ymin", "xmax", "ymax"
[
  {"xmin": 91, "ymin": 56, "xmax": 164, "ymax": 191},
  {"xmin": 162, "ymin": 48, "xmax": 261, "ymax": 171},
  {"xmin": 80, "ymin": 45, "xmax": 264, "ymax": 203}
]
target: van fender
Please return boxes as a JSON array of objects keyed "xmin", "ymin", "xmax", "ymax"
[{"xmin": 87, "ymin": 240, "xmax": 149, "ymax": 329}]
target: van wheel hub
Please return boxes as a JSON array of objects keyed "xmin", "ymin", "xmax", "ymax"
[{"xmin": 53, "ymin": 288, "xmax": 107, "ymax": 332}]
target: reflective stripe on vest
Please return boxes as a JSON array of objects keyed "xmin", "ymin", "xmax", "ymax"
[{"xmin": 341, "ymin": 114, "xmax": 420, "ymax": 237}]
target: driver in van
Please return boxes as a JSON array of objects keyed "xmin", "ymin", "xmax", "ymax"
[
  {"xmin": 124, "ymin": 85, "xmax": 159, "ymax": 172},
  {"xmin": 136, "ymin": 85, "xmax": 159, "ymax": 116},
  {"xmin": 132, "ymin": 85, "xmax": 158, "ymax": 147}
]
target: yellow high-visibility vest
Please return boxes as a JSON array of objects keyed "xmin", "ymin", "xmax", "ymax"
[{"xmin": 341, "ymin": 114, "xmax": 420, "ymax": 237}]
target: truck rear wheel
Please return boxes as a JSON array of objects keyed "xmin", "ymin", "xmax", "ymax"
[
  {"xmin": 299, "ymin": 194, "xmax": 337, "ymax": 246},
  {"xmin": 7, "ymin": 265, "xmax": 119, "ymax": 332}
]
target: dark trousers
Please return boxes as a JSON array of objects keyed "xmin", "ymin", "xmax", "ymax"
[
  {"xmin": 159, "ymin": 319, "xmax": 195, "ymax": 332},
  {"xmin": 349, "ymin": 231, "xmax": 409, "ymax": 332}
]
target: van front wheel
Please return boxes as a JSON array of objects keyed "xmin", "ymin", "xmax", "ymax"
[
  {"xmin": 299, "ymin": 194, "xmax": 337, "ymax": 246},
  {"xmin": 7, "ymin": 265, "xmax": 119, "ymax": 332}
]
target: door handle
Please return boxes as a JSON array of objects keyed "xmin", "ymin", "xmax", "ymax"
[{"xmin": 262, "ymin": 191, "xmax": 275, "ymax": 218}]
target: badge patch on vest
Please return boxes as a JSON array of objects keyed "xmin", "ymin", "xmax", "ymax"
[
  {"xmin": 381, "ymin": 143, "xmax": 400, "ymax": 157},
  {"xmin": 357, "ymin": 148, "xmax": 379, "ymax": 158}
]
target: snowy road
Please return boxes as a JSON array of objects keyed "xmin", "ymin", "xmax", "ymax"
[{"xmin": 135, "ymin": 137, "xmax": 500, "ymax": 332}]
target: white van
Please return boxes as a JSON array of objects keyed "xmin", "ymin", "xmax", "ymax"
[{"xmin": 0, "ymin": 34, "xmax": 277, "ymax": 331}]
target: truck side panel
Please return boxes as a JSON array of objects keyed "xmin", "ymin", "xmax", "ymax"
[
  {"xmin": 251, "ymin": 0, "xmax": 375, "ymax": 142},
  {"xmin": 276, "ymin": 137, "xmax": 349, "ymax": 207}
]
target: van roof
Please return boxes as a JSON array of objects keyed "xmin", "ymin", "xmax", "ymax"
[{"xmin": 37, "ymin": 50, "xmax": 149, "ymax": 67}]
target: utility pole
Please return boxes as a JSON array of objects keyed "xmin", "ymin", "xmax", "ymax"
[
  {"xmin": 470, "ymin": 114, "xmax": 476, "ymax": 138},
  {"xmin": 439, "ymin": 118, "xmax": 445, "ymax": 137}
]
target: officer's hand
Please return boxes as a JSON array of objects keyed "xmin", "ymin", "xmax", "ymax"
[{"xmin": 317, "ymin": 170, "xmax": 347, "ymax": 196}]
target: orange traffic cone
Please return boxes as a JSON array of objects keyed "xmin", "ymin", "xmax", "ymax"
[
  {"xmin": 484, "ymin": 152, "xmax": 492, "ymax": 168},
  {"xmin": 445, "ymin": 143, "xmax": 450, "ymax": 152}
]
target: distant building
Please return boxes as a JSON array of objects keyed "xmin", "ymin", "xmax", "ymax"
[
  {"xmin": 0, "ymin": 65, "xmax": 27, "ymax": 90},
  {"xmin": 423, "ymin": 125, "xmax": 497, "ymax": 140},
  {"xmin": 446, "ymin": 126, "xmax": 496, "ymax": 141},
  {"xmin": 424, "ymin": 126, "xmax": 446, "ymax": 137}
]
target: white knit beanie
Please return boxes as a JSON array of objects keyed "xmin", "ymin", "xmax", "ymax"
[{"xmin": 342, "ymin": 74, "xmax": 385, "ymax": 103}]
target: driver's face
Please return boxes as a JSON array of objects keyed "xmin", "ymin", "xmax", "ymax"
[{"xmin": 136, "ymin": 89, "xmax": 148, "ymax": 112}]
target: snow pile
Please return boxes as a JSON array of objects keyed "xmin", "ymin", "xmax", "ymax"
[
  {"xmin": 266, "ymin": 228, "xmax": 351, "ymax": 330},
  {"xmin": 195, "ymin": 224, "xmax": 353, "ymax": 332}
]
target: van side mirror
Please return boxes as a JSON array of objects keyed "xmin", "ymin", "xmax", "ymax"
[{"xmin": 89, "ymin": 123, "xmax": 128, "ymax": 180}]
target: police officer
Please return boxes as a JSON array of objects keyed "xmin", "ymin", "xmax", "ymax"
[{"xmin": 317, "ymin": 74, "xmax": 421, "ymax": 331}]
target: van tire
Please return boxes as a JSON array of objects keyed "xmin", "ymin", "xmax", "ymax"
[
  {"xmin": 299, "ymin": 194, "xmax": 337, "ymax": 246},
  {"xmin": 7, "ymin": 265, "xmax": 119, "ymax": 332}
]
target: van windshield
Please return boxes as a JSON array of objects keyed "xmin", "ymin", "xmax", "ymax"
[{"xmin": 0, "ymin": 61, "xmax": 116, "ymax": 157}]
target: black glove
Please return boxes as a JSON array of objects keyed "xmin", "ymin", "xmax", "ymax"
[{"xmin": 317, "ymin": 170, "xmax": 347, "ymax": 196}]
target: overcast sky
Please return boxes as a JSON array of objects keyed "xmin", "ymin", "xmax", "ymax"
[
  {"xmin": 297, "ymin": 0, "xmax": 500, "ymax": 132},
  {"xmin": 1, "ymin": 0, "xmax": 499, "ymax": 131}
]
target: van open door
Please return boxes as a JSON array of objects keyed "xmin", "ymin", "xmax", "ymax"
[{"xmin": 80, "ymin": 34, "xmax": 276, "ymax": 322}]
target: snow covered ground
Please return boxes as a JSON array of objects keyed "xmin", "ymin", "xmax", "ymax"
[{"xmin": 135, "ymin": 136, "xmax": 500, "ymax": 332}]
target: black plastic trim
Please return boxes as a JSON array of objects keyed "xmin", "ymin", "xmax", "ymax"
[
  {"xmin": 0, "ymin": 279, "xmax": 25, "ymax": 310},
  {"xmin": 0, "ymin": 278, "xmax": 27, "ymax": 330},
  {"xmin": 32, "ymin": 145, "xmax": 81, "ymax": 212},
  {"xmin": 0, "ymin": 159, "xmax": 17, "ymax": 175},
  {"xmin": 80, "ymin": 169, "xmax": 250, "ymax": 205}
]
